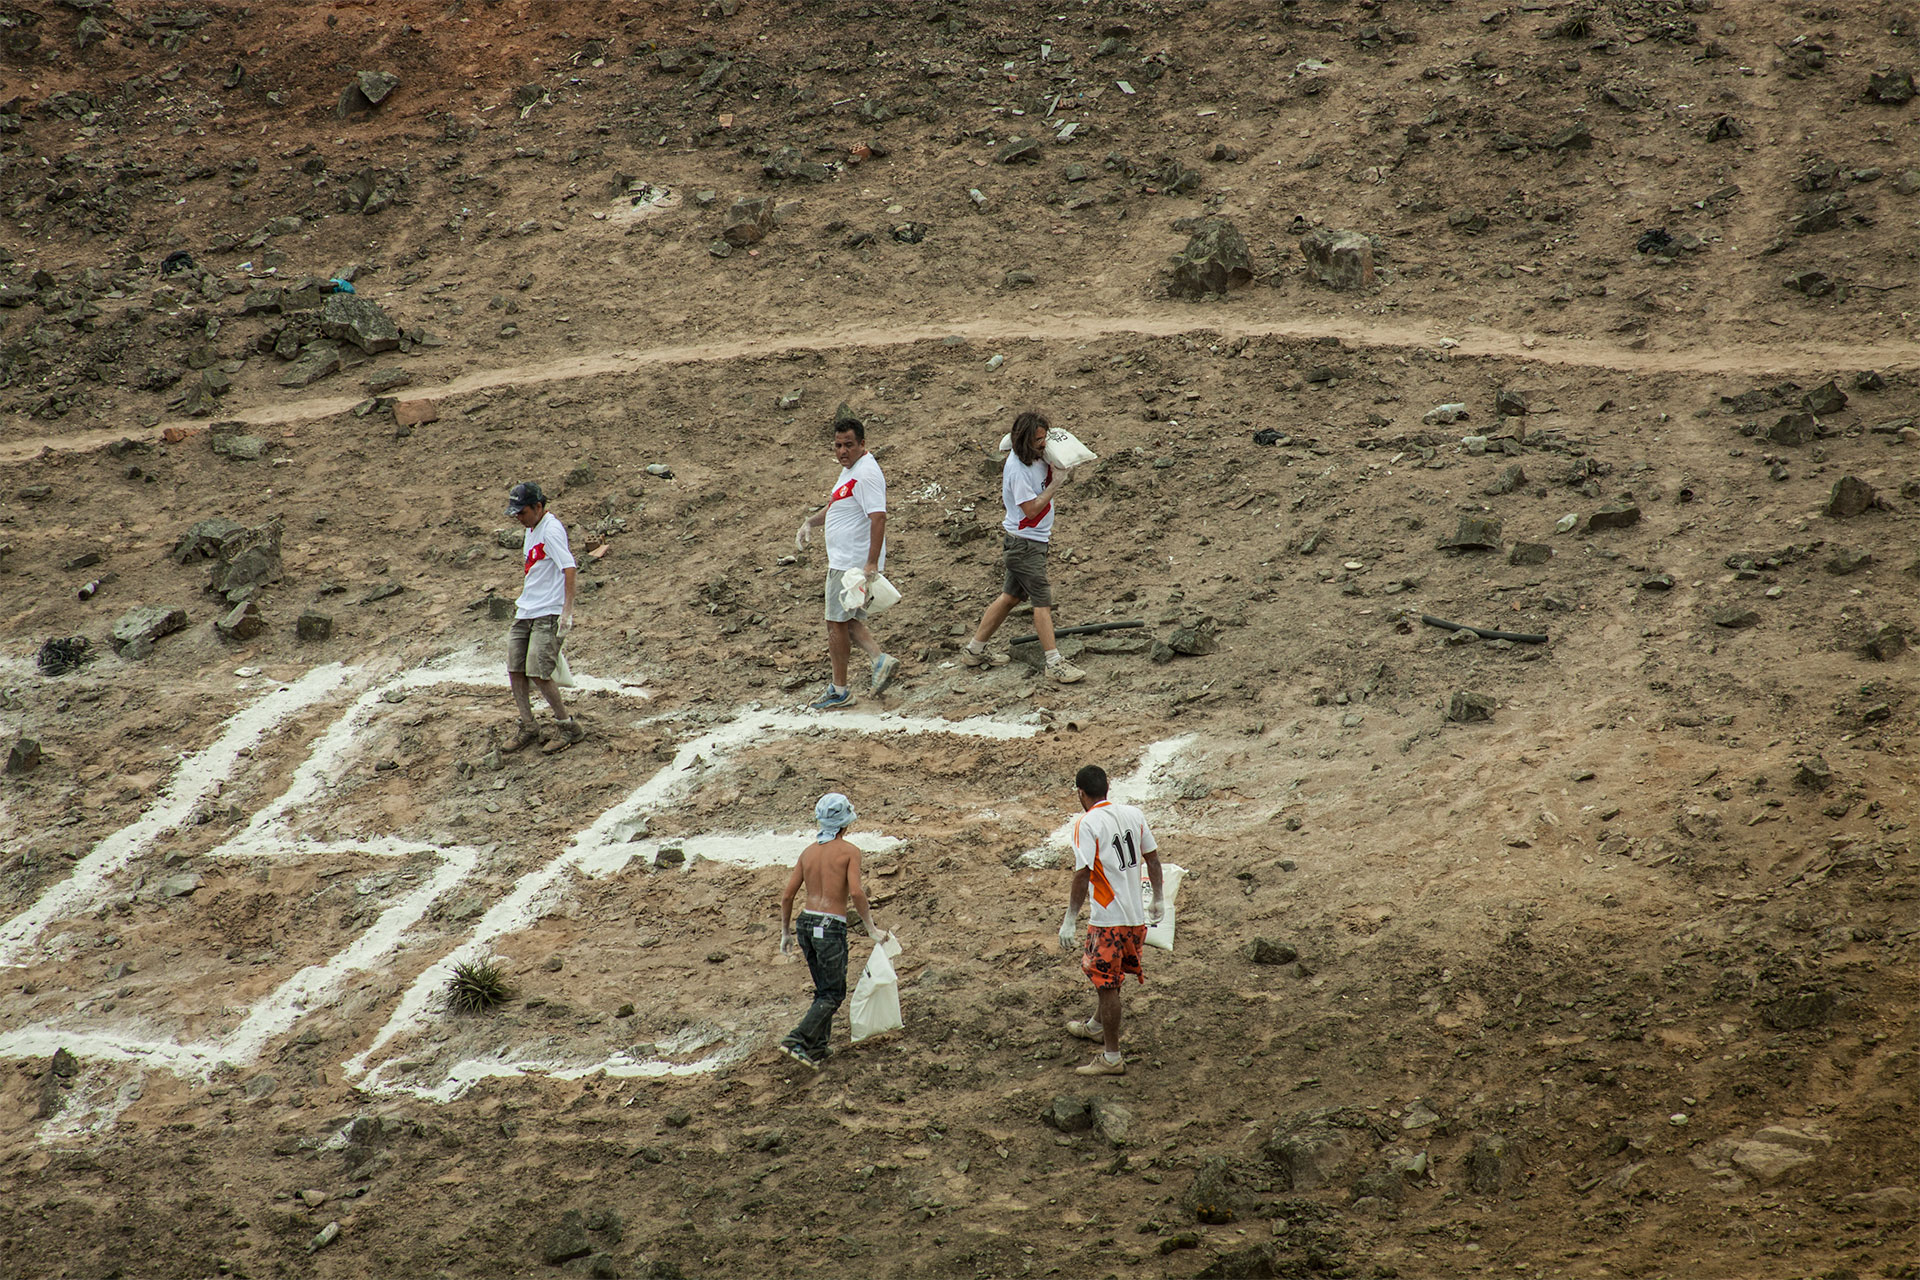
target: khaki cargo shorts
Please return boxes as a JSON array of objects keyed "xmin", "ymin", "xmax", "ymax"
[
  {"xmin": 508, "ymin": 615, "xmax": 562, "ymax": 680},
  {"xmin": 1000, "ymin": 534, "xmax": 1052, "ymax": 608}
]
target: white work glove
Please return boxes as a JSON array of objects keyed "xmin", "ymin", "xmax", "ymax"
[
  {"xmin": 795, "ymin": 521, "xmax": 813, "ymax": 553},
  {"xmin": 779, "ymin": 927, "xmax": 793, "ymax": 956},
  {"xmin": 1058, "ymin": 907, "xmax": 1077, "ymax": 952},
  {"xmin": 868, "ymin": 924, "xmax": 892, "ymax": 944},
  {"xmin": 1147, "ymin": 894, "xmax": 1165, "ymax": 927},
  {"xmin": 557, "ymin": 609, "xmax": 573, "ymax": 636},
  {"xmin": 839, "ymin": 568, "xmax": 869, "ymax": 612}
]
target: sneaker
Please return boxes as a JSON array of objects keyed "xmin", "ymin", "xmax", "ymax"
[
  {"xmin": 871, "ymin": 654, "xmax": 900, "ymax": 695},
  {"xmin": 1065, "ymin": 1019, "xmax": 1104, "ymax": 1042},
  {"xmin": 809, "ymin": 688, "xmax": 855, "ymax": 711},
  {"xmin": 778, "ymin": 1043, "xmax": 819, "ymax": 1072},
  {"xmin": 962, "ymin": 647, "xmax": 1009, "ymax": 668},
  {"xmin": 502, "ymin": 723, "xmax": 540, "ymax": 753},
  {"xmin": 1074, "ymin": 1055, "xmax": 1126, "ymax": 1076},
  {"xmin": 1047, "ymin": 659, "xmax": 1086, "ymax": 685}
]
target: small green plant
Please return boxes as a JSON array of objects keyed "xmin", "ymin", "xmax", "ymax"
[{"xmin": 444, "ymin": 958, "xmax": 513, "ymax": 1014}]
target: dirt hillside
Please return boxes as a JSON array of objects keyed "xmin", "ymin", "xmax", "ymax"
[{"xmin": 1, "ymin": 1, "xmax": 1917, "ymax": 1277}]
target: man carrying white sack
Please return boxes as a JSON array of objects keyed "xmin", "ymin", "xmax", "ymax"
[
  {"xmin": 779, "ymin": 793, "xmax": 892, "ymax": 1071},
  {"xmin": 795, "ymin": 416, "xmax": 899, "ymax": 710},
  {"xmin": 1059, "ymin": 763, "xmax": 1163, "ymax": 1076},
  {"xmin": 964, "ymin": 409, "xmax": 1085, "ymax": 683},
  {"xmin": 502, "ymin": 481, "xmax": 584, "ymax": 754}
]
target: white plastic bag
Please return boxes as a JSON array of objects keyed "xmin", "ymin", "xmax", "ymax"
[
  {"xmin": 552, "ymin": 648, "xmax": 576, "ymax": 689},
  {"xmin": 837, "ymin": 569, "xmax": 869, "ymax": 613},
  {"xmin": 849, "ymin": 933, "xmax": 904, "ymax": 1042},
  {"xmin": 996, "ymin": 427, "xmax": 1099, "ymax": 470},
  {"xmin": 1144, "ymin": 864, "xmax": 1185, "ymax": 952},
  {"xmin": 865, "ymin": 574, "xmax": 901, "ymax": 616}
]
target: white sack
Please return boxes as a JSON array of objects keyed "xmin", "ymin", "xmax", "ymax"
[
  {"xmin": 995, "ymin": 427, "xmax": 1099, "ymax": 470},
  {"xmin": 552, "ymin": 648, "xmax": 577, "ymax": 689},
  {"xmin": 1144, "ymin": 863, "xmax": 1185, "ymax": 952},
  {"xmin": 849, "ymin": 933, "xmax": 905, "ymax": 1042},
  {"xmin": 865, "ymin": 574, "xmax": 901, "ymax": 616}
]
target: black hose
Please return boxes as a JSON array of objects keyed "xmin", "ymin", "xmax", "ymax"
[
  {"xmin": 1421, "ymin": 614, "xmax": 1548, "ymax": 645},
  {"xmin": 1007, "ymin": 620, "xmax": 1146, "ymax": 646}
]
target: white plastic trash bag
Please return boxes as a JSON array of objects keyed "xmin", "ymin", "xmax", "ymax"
[
  {"xmin": 996, "ymin": 426, "xmax": 1099, "ymax": 470},
  {"xmin": 1144, "ymin": 864, "xmax": 1185, "ymax": 952},
  {"xmin": 849, "ymin": 933, "xmax": 904, "ymax": 1042},
  {"xmin": 552, "ymin": 647, "xmax": 577, "ymax": 689},
  {"xmin": 865, "ymin": 574, "xmax": 901, "ymax": 616},
  {"xmin": 838, "ymin": 570, "xmax": 901, "ymax": 617}
]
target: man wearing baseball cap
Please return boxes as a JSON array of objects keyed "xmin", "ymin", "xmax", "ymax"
[{"xmin": 503, "ymin": 482, "xmax": 584, "ymax": 753}]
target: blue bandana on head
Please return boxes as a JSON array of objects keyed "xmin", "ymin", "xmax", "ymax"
[{"xmin": 815, "ymin": 793, "xmax": 856, "ymax": 843}]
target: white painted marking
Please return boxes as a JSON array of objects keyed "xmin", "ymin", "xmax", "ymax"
[{"xmin": 1021, "ymin": 733, "xmax": 1198, "ymax": 866}]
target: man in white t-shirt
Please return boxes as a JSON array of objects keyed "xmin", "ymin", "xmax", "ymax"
[
  {"xmin": 503, "ymin": 482, "xmax": 584, "ymax": 753},
  {"xmin": 795, "ymin": 417, "xmax": 898, "ymax": 710},
  {"xmin": 1058, "ymin": 763, "xmax": 1163, "ymax": 1076}
]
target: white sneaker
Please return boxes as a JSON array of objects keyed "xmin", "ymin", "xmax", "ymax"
[{"xmin": 1047, "ymin": 660, "xmax": 1085, "ymax": 684}]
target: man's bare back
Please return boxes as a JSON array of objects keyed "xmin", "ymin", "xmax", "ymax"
[{"xmin": 782, "ymin": 836, "xmax": 885, "ymax": 941}]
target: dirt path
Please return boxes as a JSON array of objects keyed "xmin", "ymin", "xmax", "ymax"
[{"xmin": 4, "ymin": 307, "xmax": 1910, "ymax": 463}]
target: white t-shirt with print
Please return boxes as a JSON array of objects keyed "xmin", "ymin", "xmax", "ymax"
[
  {"xmin": 824, "ymin": 452, "xmax": 887, "ymax": 572},
  {"xmin": 1073, "ymin": 800, "xmax": 1158, "ymax": 928},
  {"xmin": 1001, "ymin": 453, "xmax": 1054, "ymax": 542},
  {"xmin": 516, "ymin": 512, "xmax": 576, "ymax": 619}
]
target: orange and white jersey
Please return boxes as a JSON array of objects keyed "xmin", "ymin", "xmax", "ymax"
[{"xmin": 1072, "ymin": 800, "xmax": 1158, "ymax": 928}]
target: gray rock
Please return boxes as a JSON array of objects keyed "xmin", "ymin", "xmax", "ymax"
[
  {"xmin": 338, "ymin": 70, "xmax": 400, "ymax": 117},
  {"xmin": 1149, "ymin": 639, "xmax": 1175, "ymax": 664},
  {"xmin": 6, "ymin": 737, "xmax": 40, "ymax": 774},
  {"xmin": 278, "ymin": 343, "xmax": 343, "ymax": 389},
  {"xmin": 1495, "ymin": 387, "xmax": 1530, "ymax": 417},
  {"xmin": 1586, "ymin": 502, "xmax": 1642, "ymax": 532},
  {"xmin": 1082, "ymin": 632, "xmax": 1151, "ymax": 655},
  {"xmin": 1866, "ymin": 70, "xmax": 1917, "ymax": 105},
  {"xmin": 1801, "ymin": 380, "xmax": 1849, "ymax": 415},
  {"xmin": 997, "ymin": 137, "xmax": 1043, "ymax": 164},
  {"xmin": 1423, "ymin": 402, "xmax": 1469, "ymax": 425},
  {"xmin": 539, "ymin": 1211, "xmax": 592, "ymax": 1265},
  {"xmin": 112, "ymin": 605, "xmax": 188, "ymax": 654},
  {"xmin": 51, "ymin": 1047, "xmax": 79, "ymax": 1078},
  {"xmin": 219, "ymin": 434, "xmax": 270, "ymax": 462},
  {"xmin": 654, "ymin": 845, "xmax": 686, "ymax": 868},
  {"xmin": 1894, "ymin": 170, "xmax": 1920, "ymax": 196},
  {"xmin": 1793, "ymin": 756, "xmax": 1833, "ymax": 790},
  {"xmin": 208, "ymin": 521, "xmax": 283, "ymax": 601},
  {"xmin": 1826, "ymin": 548, "xmax": 1873, "ymax": 576},
  {"xmin": 1842, "ymin": 1187, "xmax": 1917, "ymax": 1220},
  {"xmin": 1484, "ymin": 464, "xmax": 1526, "ymax": 496},
  {"xmin": 1508, "ymin": 541, "xmax": 1552, "ymax": 566},
  {"xmin": 1246, "ymin": 937, "xmax": 1297, "ymax": 965},
  {"xmin": 242, "ymin": 1072, "xmax": 277, "ymax": 1101},
  {"xmin": 1041, "ymin": 1095, "xmax": 1093, "ymax": 1133},
  {"xmin": 1864, "ymin": 624, "xmax": 1907, "ymax": 662},
  {"xmin": 1298, "ymin": 227, "xmax": 1376, "ymax": 291},
  {"xmin": 1642, "ymin": 573, "xmax": 1675, "ymax": 591},
  {"xmin": 486, "ymin": 596, "xmax": 516, "ymax": 621},
  {"xmin": 364, "ymin": 367, "xmax": 414, "ymax": 394},
  {"xmin": 1092, "ymin": 1098, "xmax": 1133, "ymax": 1146},
  {"xmin": 1446, "ymin": 691, "xmax": 1497, "ymax": 723},
  {"xmin": 216, "ymin": 600, "xmax": 265, "ymax": 642},
  {"xmin": 1181, "ymin": 1155, "xmax": 1248, "ymax": 1223},
  {"xmin": 761, "ymin": 147, "xmax": 831, "ymax": 182},
  {"xmin": 1440, "ymin": 515, "xmax": 1503, "ymax": 551},
  {"xmin": 722, "ymin": 196, "xmax": 774, "ymax": 246},
  {"xmin": 1825, "ymin": 475, "xmax": 1875, "ymax": 518},
  {"xmin": 1262, "ymin": 1123, "xmax": 1363, "ymax": 1192},
  {"xmin": 1712, "ymin": 606, "xmax": 1760, "ymax": 629},
  {"xmin": 1784, "ymin": 270, "xmax": 1837, "ymax": 297},
  {"xmin": 172, "ymin": 518, "xmax": 246, "ymax": 564},
  {"xmin": 296, "ymin": 612, "xmax": 333, "ymax": 643},
  {"xmin": 1167, "ymin": 617, "xmax": 1219, "ymax": 656},
  {"xmin": 159, "ymin": 873, "xmax": 202, "ymax": 899},
  {"xmin": 1766, "ymin": 413, "xmax": 1818, "ymax": 447},
  {"xmin": 1464, "ymin": 1134, "xmax": 1520, "ymax": 1194},
  {"xmin": 1729, "ymin": 1126, "xmax": 1831, "ymax": 1184},
  {"xmin": 322, "ymin": 294, "xmax": 401, "ymax": 355},
  {"xmin": 1166, "ymin": 218, "xmax": 1254, "ymax": 299}
]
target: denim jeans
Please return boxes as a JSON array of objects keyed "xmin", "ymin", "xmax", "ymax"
[{"xmin": 785, "ymin": 913, "xmax": 848, "ymax": 1059}]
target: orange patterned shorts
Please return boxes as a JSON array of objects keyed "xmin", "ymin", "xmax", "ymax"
[{"xmin": 1082, "ymin": 925, "xmax": 1147, "ymax": 990}]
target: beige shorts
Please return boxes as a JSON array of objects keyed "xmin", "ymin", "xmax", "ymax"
[{"xmin": 508, "ymin": 615, "xmax": 562, "ymax": 680}]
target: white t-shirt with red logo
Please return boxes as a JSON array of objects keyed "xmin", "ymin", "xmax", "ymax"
[
  {"xmin": 1073, "ymin": 800, "xmax": 1158, "ymax": 928},
  {"xmin": 1001, "ymin": 453, "xmax": 1054, "ymax": 542},
  {"xmin": 516, "ymin": 512, "xmax": 576, "ymax": 619},
  {"xmin": 824, "ymin": 452, "xmax": 887, "ymax": 572}
]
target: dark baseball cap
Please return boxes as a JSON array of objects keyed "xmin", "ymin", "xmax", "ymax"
[{"xmin": 505, "ymin": 482, "xmax": 545, "ymax": 516}]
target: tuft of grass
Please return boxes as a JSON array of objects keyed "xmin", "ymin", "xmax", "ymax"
[{"xmin": 444, "ymin": 959, "xmax": 514, "ymax": 1014}]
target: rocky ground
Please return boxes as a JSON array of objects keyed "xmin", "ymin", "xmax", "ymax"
[{"xmin": 1, "ymin": 1, "xmax": 1917, "ymax": 1277}]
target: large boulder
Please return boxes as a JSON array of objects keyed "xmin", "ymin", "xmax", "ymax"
[
  {"xmin": 111, "ymin": 605, "xmax": 188, "ymax": 657},
  {"xmin": 207, "ymin": 520, "xmax": 284, "ymax": 603},
  {"xmin": 1298, "ymin": 228, "xmax": 1377, "ymax": 290},
  {"xmin": 1167, "ymin": 218, "xmax": 1253, "ymax": 298},
  {"xmin": 322, "ymin": 293, "xmax": 401, "ymax": 355}
]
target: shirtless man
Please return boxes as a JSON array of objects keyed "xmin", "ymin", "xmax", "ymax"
[{"xmin": 778, "ymin": 793, "xmax": 891, "ymax": 1070}]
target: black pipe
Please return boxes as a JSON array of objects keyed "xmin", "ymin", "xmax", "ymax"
[
  {"xmin": 1421, "ymin": 614, "xmax": 1548, "ymax": 645},
  {"xmin": 1007, "ymin": 620, "xmax": 1146, "ymax": 646}
]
